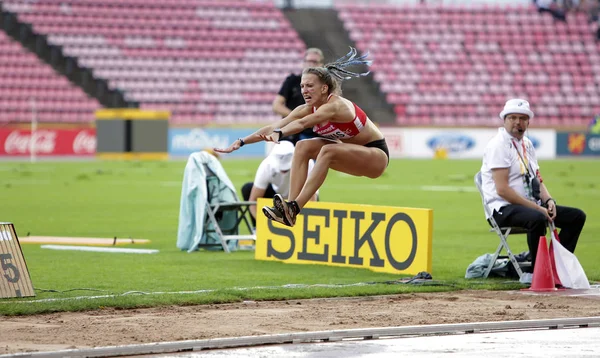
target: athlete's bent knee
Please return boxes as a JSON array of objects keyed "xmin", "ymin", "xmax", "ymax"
[
  {"xmin": 294, "ymin": 139, "xmax": 321, "ymax": 157},
  {"xmin": 316, "ymin": 144, "xmax": 338, "ymax": 163},
  {"xmin": 365, "ymin": 164, "xmax": 386, "ymax": 179},
  {"xmin": 365, "ymin": 169, "xmax": 384, "ymax": 179}
]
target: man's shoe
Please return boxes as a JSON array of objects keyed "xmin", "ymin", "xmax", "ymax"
[
  {"xmin": 273, "ymin": 194, "xmax": 298, "ymax": 227},
  {"xmin": 262, "ymin": 206, "xmax": 286, "ymax": 226}
]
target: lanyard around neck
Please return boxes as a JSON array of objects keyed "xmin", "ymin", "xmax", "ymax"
[{"xmin": 511, "ymin": 139, "xmax": 530, "ymax": 176}]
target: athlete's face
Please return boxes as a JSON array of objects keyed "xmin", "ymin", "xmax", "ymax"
[
  {"xmin": 301, "ymin": 73, "xmax": 328, "ymax": 106},
  {"xmin": 503, "ymin": 113, "xmax": 529, "ymax": 140}
]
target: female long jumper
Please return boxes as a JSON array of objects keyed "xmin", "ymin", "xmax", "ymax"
[{"xmin": 215, "ymin": 47, "xmax": 389, "ymax": 227}]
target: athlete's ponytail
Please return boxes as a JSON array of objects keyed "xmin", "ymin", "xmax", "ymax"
[
  {"xmin": 302, "ymin": 46, "xmax": 372, "ymax": 95},
  {"xmin": 324, "ymin": 47, "xmax": 372, "ymax": 81}
]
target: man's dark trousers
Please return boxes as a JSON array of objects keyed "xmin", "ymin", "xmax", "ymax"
[{"xmin": 492, "ymin": 205, "xmax": 586, "ymax": 269}]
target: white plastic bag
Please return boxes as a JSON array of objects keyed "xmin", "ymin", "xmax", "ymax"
[{"xmin": 551, "ymin": 235, "xmax": 590, "ymax": 289}]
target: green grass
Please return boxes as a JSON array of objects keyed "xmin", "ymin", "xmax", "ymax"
[{"xmin": 0, "ymin": 158, "xmax": 598, "ymax": 315}]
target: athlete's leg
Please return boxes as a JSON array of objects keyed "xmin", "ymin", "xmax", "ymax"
[
  {"xmin": 288, "ymin": 138, "xmax": 334, "ymax": 200},
  {"xmin": 294, "ymin": 143, "xmax": 387, "ymax": 209}
]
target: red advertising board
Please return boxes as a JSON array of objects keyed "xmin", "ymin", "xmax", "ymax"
[{"xmin": 0, "ymin": 128, "xmax": 96, "ymax": 156}]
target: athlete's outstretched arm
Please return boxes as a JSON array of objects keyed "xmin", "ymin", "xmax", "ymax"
[
  {"xmin": 262, "ymin": 102, "xmax": 337, "ymax": 143},
  {"xmin": 215, "ymin": 105, "xmax": 312, "ymax": 153}
]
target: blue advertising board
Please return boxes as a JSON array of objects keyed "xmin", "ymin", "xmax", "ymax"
[
  {"xmin": 390, "ymin": 128, "xmax": 556, "ymax": 159},
  {"xmin": 169, "ymin": 128, "xmax": 267, "ymax": 157},
  {"xmin": 556, "ymin": 132, "xmax": 600, "ymax": 157}
]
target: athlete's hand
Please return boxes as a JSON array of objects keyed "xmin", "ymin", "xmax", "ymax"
[
  {"xmin": 214, "ymin": 140, "xmax": 242, "ymax": 154},
  {"xmin": 259, "ymin": 132, "xmax": 280, "ymax": 143}
]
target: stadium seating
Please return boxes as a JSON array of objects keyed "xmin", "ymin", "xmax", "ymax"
[
  {"xmin": 336, "ymin": 2, "xmax": 600, "ymax": 127},
  {"xmin": 0, "ymin": 30, "xmax": 101, "ymax": 124},
  {"xmin": 2, "ymin": 0, "xmax": 305, "ymax": 125}
]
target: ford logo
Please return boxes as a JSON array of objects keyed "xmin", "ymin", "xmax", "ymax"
[{"xmin": 427, "ymin": 134, "xmax": 475, "ymax": 153}]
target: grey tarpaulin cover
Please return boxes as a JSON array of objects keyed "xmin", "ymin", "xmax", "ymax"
[{"xmin": 176, "ymin": 151, "xmax": 239, "ymax": 252}]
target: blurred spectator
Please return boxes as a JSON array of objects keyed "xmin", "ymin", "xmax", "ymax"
[
  {"xmin": 564, "ymin": 0, "xmax": 600, "ymax": 22},
  {"xmin": 534, "ymin": 0, "xmax": 568, "ymax": 22},
  {"xmin": 559, "ymin": 0, "xmax": 600, "ymax": 39},
  {"xmin": 480, "ymin": 98, "xmax": 586, "ymax": 273},
  {"xmin": 241, "ymin": 141, "xmax": 317, "ymax": 227},
  {"xmin": 586, "ymin": 0, "xmax": 600, "ymax": 23},
  {"xmin": 588, "ymin": 114, "xmax": 600, "ymax": 133},
  {"xmin": 576, "ymin": 0, "xmax": 600, "ymax": 39},
  {"xmin": 283, "ymin": 0, "xmax": 293, "ymax": 9},
  {"xmin": 535, "ymin": 0, "xmax": 600, "ymax": 27},
  {"xmin": 272, "ymin": 48, "xmax": 325, "ymax": 145}
]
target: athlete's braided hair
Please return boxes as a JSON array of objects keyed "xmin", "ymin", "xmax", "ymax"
[{"xmin": 302, "ymin": 47, "xmax": 372, "ymax": 95}]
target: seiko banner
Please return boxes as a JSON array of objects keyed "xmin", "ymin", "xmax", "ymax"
[
  {"xmin": 0, "ymin": 128, "xmax": 96, "ymax": 156},
  {"xmin": 556, "ymin": 132, "xmax": 600, "ymax": 156},
  {"xmin": 168, "ymin": 128, "xmax": 266, "ymax": 157},
  {"xmin": 255, "ymin": 198, "xmax": 433, "ymax": 275},
  {"xmin": 380, "ymin": 127, "xmax": 557, "ymax": 159}
]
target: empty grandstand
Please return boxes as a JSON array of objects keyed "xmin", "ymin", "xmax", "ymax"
[
  {"xmin": 1, "ymin": 0, "xmax": 599, "ymax": 129},
  {"xmin": 2, "ymin": 0, "xmax": 305, "ymax": 125},
  {"xmin": 336, "ymin": 1, "xmax": 600, "ymax": 128},
  {"xmin": 0, "ymin": 30, "xmax": 101, "ymax": 124}
]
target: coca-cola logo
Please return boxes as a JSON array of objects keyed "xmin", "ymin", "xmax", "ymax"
[
  {"xmin": 4, "ymin": 130, "xmax": 57, "ymax": 154},
  {"xmin": 73, "ymin": 131, "xmax": 96, "ymax": 154}
]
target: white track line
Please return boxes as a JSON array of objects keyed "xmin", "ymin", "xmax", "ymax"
[
  {"xmin": 4, "ymin": 317, "xmax": 599, "ymax": 358},
  {"xmin": 41, "ymin": 245, "xmax": 159, "ymax": 254}
]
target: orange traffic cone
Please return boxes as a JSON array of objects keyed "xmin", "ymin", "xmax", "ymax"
[{"xmin": 527, "ymin": 236, "xmax": 557, "ymax": 292}]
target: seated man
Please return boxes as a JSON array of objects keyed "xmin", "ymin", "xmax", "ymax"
[
  {"xmin": 480, "ymin": 98, "xmax": 586, "ymax": 271},
  {"xmin": 242, "ymin": 140, "xmax": 317, "ymax": 227}
]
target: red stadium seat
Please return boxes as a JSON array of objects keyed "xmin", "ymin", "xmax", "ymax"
[
  {"xmin": 2, "ymin": 0, "xmax": 304, "ymax": 124},
  {"xmin": 0, "ymin": 31, "xmax": 100, "ymax": 124},
  {"xmin": 335, "ymin": 2, "xmax": 598, "ymax": 127}
]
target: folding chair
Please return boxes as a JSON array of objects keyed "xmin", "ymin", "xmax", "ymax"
[
  {"xmin": 202, "ymin": 164, "xmax": 256, "ymax": 253},
  {"xmin": 177, "ymin": 151, "xmax": 256, "ymax": 253},
  {"xmin": 474, "ymin": 172, "xmax": 530, "ymax": 279}
]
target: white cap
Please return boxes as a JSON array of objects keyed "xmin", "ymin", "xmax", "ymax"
[
  {"xmin": 270, "ymin": 141, "xmax": 294, "ymax": 172},
  {"xmin": 499, "ymin": 98, "xmax": 534, "ymax": 120}
]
